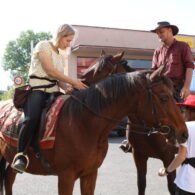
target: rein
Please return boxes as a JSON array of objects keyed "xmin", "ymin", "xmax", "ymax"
[{"xmin": 71, "ymin": 78, "xmax": 174, "ymax": 137}]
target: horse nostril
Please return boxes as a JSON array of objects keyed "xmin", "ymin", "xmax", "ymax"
[{"xmin": 182, "ymin": 132, "xmax": 188, "ymax": 139}]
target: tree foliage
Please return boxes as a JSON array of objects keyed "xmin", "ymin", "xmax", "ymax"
[
  {"xmin": 3, "ymin": 30, "xmax": 52, "ymax": 82},
  {"xmin": 0, "ymin": 86, "xmax": 14, "ymax": 101}
]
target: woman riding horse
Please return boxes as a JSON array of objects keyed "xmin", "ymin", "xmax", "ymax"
[
  {"xmin": 11, "ymin": 24, "xmax": 88, "ymax": 173},
  {"xmin": 0, "ymin": 67, "xmax": 188, "ymax": 195}
]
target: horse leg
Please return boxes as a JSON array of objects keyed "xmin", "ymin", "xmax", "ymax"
[
  {"xmin": 58, "ymin": 171, "xmax": 75, "ymax": 195},
  {"xmin": 166, "ymin": 171, "xmax": 176, "ymax": 195},
  {"xmin": 0, "ymin": 157, "xmax": 6, "ymax": 195},
  {"xmin": 4, "ymin": 165, "xmax": 17, "ymax": 195},
  {"xmin": 80, "ymin": 170, "xmax": 97, "ymax": 195},
  {"xmin": 133, "ymin": 152, "xmax": 148, "ymax": 195},
  {"xmin": 162, "ymin": 158, "xmax": 176, "ymax": 195}
]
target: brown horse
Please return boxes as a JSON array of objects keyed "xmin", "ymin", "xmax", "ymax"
[
  {"xmin": 112, "ymin": 69, "xmax": 181, "ymax": 195},
  {"xmin": 90, "ymin": 56, "xmax": 181, "ymax": 195},
  {"xmin": 0, "ymin": 69, "xmax": 188, "ymax": 195},
  {"xmin": 96, "ymin": 56, "xmax": 181, "ymax": 195},
  {"xmin": 0, "ymin": 50, "xmax": 125, "ymax": 194}
]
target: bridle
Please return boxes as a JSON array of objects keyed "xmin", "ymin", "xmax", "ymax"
[
  {"xmin": 128, "ymin": 78, "xmax": 175, "ymax": 138},
  {"xmin": 71, "ymin": 76, "xmax": 176, "ymax": 138},
  {"xmin": 108, "ymin": 60, "xmax": 125, "ymax": 76}
]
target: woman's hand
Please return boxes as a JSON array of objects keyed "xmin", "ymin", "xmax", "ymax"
[{"xmin": 71, "ymin": 79, "xmax": 88, "ymax": 90}]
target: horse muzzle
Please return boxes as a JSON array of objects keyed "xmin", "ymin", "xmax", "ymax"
[
  {"xmin": 178, "ymin": 131, "xmax": 188, "ymax": 144},
  {"xmin": 159, "ymin": 125, "xmax": 177, "ymax": 145}
]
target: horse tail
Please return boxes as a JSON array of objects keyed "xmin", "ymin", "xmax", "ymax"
[{"xmin": 0, "ymin": 157, "xmax": 6, "ymax": 194}]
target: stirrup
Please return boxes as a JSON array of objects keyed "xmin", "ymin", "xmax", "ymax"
[{"xmin": 11, "ymin": 152, "xmax": 29, "ymax": 173}]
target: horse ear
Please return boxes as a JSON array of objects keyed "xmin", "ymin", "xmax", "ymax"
[
  {"xmin": 118, "ymin": 51, "xmax": 125, "ymax": 59},
  {"xmin": 113, "ymin": 51, "xmax": 125, "ymax": 60},
  {"xmin": 100, "ymin": 50, "xmax": 106, "ymax": 56},
  {"xmin": 149, "ymin": 65, "xmax": 166, "ymax": 81}
]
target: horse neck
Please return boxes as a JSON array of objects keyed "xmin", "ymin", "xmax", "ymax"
[{"xmin": 84, "ymin": 95, "xmax": 133, "ymax": 136}]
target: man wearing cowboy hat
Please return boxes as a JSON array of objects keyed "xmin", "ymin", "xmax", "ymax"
[
  {"xmin": 120, "ymin": 22, "xmax": 195, "ymax": 154},
  {"xmin": 151, "ymin": 21, "xmax": 194, "ymax": 101}
]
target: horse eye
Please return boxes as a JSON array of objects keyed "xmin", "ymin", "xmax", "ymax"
[{"xmin": 160, "ymin": 96, "xmax": 169, "ymax": 102}]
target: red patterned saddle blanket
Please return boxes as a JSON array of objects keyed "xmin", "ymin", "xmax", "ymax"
[{"xmin": 0, "ymin": 95, "xmax": 69, "ymax": 149}]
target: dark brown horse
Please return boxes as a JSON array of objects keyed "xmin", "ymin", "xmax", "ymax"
[
  {"xmin": 80, "ymin": 50, "xmax": 134, "ymax": 86},
  {"xmin": 127, "ymin": 122, "xmax": 178, "ymax": 195},
  {"xmin": 0, "ymin": 68, "xmax": 188, "ymax": 195}
]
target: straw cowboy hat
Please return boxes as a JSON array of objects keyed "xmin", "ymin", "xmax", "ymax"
[
  {"xmin": 151, "ymin": 21, "xmax": 179, "ymax": 36},
  {"xmin": 177, "ymin": 95, "xmax": 195, "ymax": 108}
]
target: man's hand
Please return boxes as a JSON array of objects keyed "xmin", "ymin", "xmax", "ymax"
[{"xmin": 181, "ymin": 87, "xmax": 190, "ymax": 100}]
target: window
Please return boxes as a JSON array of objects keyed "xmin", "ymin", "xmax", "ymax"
[
  {"xmin": 190, "ymin": 61, "xmax": 195, "ymax": 90},
  {"xmin": 77, "ymin": 57, "xmax": 97, "ymax": 77},
  {"xmin": 126, "ymin": 59, "xmax": 152, "ymax": 70}
]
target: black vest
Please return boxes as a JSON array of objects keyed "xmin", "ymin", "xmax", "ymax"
[{"xmin": 182, "ymin": 158, "xmax": 195, "ymax": 168}]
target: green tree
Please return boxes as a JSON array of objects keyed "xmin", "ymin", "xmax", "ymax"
[
  {"xmin": 0, "ymin": 86, "xmax": 14, "ymax": 101},
  {"xmin": 3, "ymin": 30, "xmax": 52, "ymax": 82}
]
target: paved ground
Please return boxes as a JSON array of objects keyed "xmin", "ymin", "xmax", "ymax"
[{"xmin": 13, "ymin": 135, "xmax": 170, "ymax": 195}]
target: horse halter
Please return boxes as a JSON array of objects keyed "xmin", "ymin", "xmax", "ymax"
[{"xmin": 129, "ymin": 78, "xmax": 175, "ymax": 138}]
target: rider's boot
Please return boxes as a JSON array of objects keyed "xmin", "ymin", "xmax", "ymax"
[
  {"xmin": 11, "ymin": 117, "xmax": 31, "ymax": 173},
  {"xmin": 11, "ymin": 152, "xmax": 29, "ymax": 173}
]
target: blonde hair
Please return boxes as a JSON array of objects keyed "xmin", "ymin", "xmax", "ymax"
[{"xmin": 53, "ymin": 24, "xmax": 76, "ymax": 46}]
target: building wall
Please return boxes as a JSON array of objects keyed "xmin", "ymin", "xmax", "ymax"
[
  {"xmin": 67, "ymin": 25, "xmax": 195, "ymax": 78},
  {"xmin": 72, "ymin": 25, "xmax": 195, "ymax": 53}
]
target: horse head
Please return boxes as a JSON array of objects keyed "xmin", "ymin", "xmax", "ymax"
[
  {"xmin": 80, "ymin": 50, "xmax": 126, "ymax": 85},
  {"xmin": 127, "ymin": 66, "xmax": 188, "ymax": 145}
]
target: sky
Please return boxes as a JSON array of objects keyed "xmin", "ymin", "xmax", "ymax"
[{"xmin": 0, "ymin": 0, "xmax": 195, "ymax": 90}]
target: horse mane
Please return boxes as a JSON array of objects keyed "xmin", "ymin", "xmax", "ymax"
[
  {"xmin": 63, "ymin": 71, "xmax": 147, "ymax": 118},
  {"xmin": 63, "ymin": 70, "xmax": 173, "ymax": 119},
  {"xmin": 82, "ymin": 55, "xmax": 113, "ymax": 75}
]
